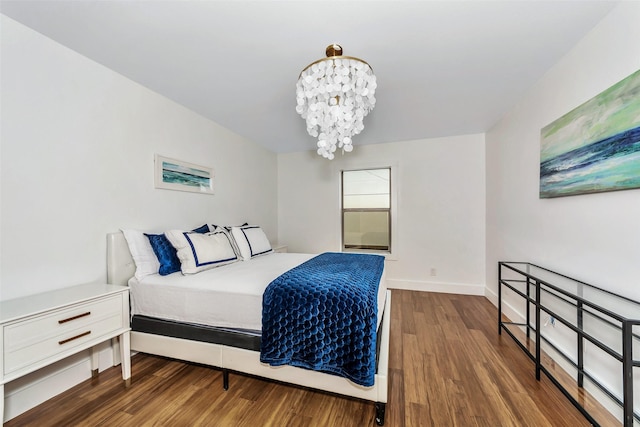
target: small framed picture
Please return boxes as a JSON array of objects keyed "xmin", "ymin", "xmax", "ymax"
[{"xmin": 154, "ymin": 154, "xmax": 214, "ymax": 195}]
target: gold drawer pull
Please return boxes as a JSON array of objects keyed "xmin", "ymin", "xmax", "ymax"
[
  {"xmin": 58, "ymin": 331, "xmax": 91, "ymax": 345},
  {"xmin": 58, "ymin": 312, "xmax": 91, "ymax": 324}
]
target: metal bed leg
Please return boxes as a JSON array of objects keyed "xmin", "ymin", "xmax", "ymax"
[
  {"xmin": 375, "ymin": 402, "xmax": 386, "ymax": 425},
  {"xmin": 223, "ymin": 369, "xmax": 229, "ymax": 391}
]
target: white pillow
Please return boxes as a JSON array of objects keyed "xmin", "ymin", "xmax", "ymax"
[
  {"xmin": 121, "ymin": 229, "xmax": 161, "ymax": 280},
  {"xmin": 165, "ymin": 229, "xmax": 239, "ymax": 274},
  {"xmin": 211, "ymin": 226, "xmax": 242, "ymax": 258},
  {"xmin": 230, "ymin": 225, "xmax": 273, "ymax": 261}
]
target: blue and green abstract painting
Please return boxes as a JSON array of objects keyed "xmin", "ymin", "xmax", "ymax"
[
  {"xmin": 540, "ymin": 69, "xmax": 640, "ymax": 198},
  {"xmin": 162, "ymin": 161, "xmax": 210, "ymax": 188}
]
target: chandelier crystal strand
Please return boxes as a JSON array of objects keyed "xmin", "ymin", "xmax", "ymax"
[{"xmin": 296, "ymin": 45, "xmax": 377, "ymax": 160}]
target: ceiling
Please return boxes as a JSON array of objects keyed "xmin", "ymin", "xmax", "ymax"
[{"xmin": 0, "ymin": 1, "xmax": 617, "ymax": 154}]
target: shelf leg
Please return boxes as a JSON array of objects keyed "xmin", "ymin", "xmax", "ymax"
[
  {"xmin": 526, "ymin": 277, "xmax": 531, "ymax": 339},
  {"xmin": 498, "ymin": 263, "xmax": 502, "ymax": 335},
  {"xmin": 622, "ymin": 322, "xmax": 633, "ymax": 427},
  {"xmin": 535, "ymin": 280, "xmax": 541, "ymax": 381},
  {"xmin": 577, "ymin": 301, "xmax": 584, "ymax": 388}
]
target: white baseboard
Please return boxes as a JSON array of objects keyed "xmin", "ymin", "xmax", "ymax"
[
  {"xmin": 386, "ymin": 278, "xmax": 485, "ymax": 296},
  {"xmin": 484, "ymin": 286, "xmax": 525, "ymax": 323},
  {"xmin": 3, "ymin": 341, "xmax": 116, "ymax": 422}
]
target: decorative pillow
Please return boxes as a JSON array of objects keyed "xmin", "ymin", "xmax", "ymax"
[
  {"xmin": 121, "ymin": 229, "xmax": 161, "ymax": 280},
  {"xmin": 191, "ymin": 224, "xmax": 211, "ymax": 234},
  {"xmin": 211, "ymin": 222, "xmax": 248, "ymax": 232},
  {"xmin": 211, "ymin": 223, "xmax": 248, "ymax": 258},
  {"xmin": 230, "ymin": 225, "xmax": 273, "ymax": 261},
  {"xmin": 165, "ymin": 229, "xmax": 239, "ymax": 274},
  {"xmin": 145, "ymin": 234, "xmax": 180, "ymax": 276},
  {"xmin": 145, "ymin": 224, "xmax": 210, "ymax": 276}
]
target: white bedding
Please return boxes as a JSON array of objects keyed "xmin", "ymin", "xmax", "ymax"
[{"xmin": 129, "ymin": 252, "xmax": 387, "ymax": 331}]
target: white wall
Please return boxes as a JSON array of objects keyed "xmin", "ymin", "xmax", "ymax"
[
  {"xmin": 278, "ymin": 134, "xmax": 486, "ymax": 295},
  {"xmin": 0, "ymin": 15, "xmax": 277, "ymax": 420},
  {"xmin": 485, "ymin": 2, "xmax": 640, "ymax": 422},
  {"xmin": 486, "ymin": 1, "xmax": 640, "ymax": 302},
  {"xmin": 1, "ymin": 15, "xmax": 278, "ymax": 300}
]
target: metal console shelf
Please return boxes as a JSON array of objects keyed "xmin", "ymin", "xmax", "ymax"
[{"xmin": 498, "ymin": 262, "xmax": 639, "ymax": 427}]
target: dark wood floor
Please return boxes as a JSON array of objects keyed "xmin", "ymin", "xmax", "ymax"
[{"xmin": 6, "ymin": 290, "xmax": 619, "ymax": 426}]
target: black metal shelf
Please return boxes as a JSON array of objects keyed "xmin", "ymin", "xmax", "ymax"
[{"xmin": 498, "ymin": 262, "xmax": 639, "ymax": 427}]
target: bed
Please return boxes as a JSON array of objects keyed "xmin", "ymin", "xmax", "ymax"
[{"xmin": 106, "ymin": 231, "xmax": 391, "ymax": 425}]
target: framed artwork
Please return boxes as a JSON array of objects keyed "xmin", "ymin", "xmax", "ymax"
[
  {"xmin": 154, "ymin": 154, "xmax": 214, "ymax": 195},
  {"xmin": 540, "ymin": 69, "xmax": 640, "ymax": 198}
]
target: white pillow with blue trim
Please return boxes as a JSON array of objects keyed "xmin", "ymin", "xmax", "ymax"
[
  {"xmin": 165, "ymin": 229, "xmax": 239, "ymax": 274},
  {"xmin": 230, "ymin": 225, "xmax": 273, "ymax": 261},
  {"xmin": 121, "ymin": 228, "xmax": 161, "ymax": 280}
]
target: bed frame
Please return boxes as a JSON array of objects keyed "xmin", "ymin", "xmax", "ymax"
[{"xmin": 106, "ymin": 232, "xmax": 390, "ymax": 425}]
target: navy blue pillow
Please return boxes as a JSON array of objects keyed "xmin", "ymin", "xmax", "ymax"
[
  {"xmin": 146, "ymin": 225, "xmax": 209, "ymax": 276},
  {"xmin": 192, "ymin": 224, "xmax": 210, "ymax": 234}
]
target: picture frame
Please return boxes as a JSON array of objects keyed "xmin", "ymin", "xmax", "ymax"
[
  {"xmin": 154, "ymin": 154, "xmax": 214, "ymax": 195},
  {"xmin": 539, "ymin": 69, "xmax": 640, "ymax": 198}
]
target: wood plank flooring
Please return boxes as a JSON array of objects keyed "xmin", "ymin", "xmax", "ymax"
[{"xmin": 6, "ymin": 290, "xmax": 619, "ymax": 426}]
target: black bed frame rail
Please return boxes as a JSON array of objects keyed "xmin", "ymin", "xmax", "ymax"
[{"xmin": 498, "ymin": 262, "xmax": 640, "ymax": 427}]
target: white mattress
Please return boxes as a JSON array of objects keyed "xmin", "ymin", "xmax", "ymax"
[{"xmin": 129, "ymin": 252, "xmax": 388, "ymax": 331}]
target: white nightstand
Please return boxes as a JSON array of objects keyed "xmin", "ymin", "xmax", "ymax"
[
  {"xmin": 272, "ymin": 244, "xmax": 288, "ymax": 253},
  {"xmin": 0, "ymin": 284, "xmax": 131, "ymax": 422}
]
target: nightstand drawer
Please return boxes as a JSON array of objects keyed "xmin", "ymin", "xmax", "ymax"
[{"xmin": 4, "ymin": 293, "xmax": 124, "ymax": 376}]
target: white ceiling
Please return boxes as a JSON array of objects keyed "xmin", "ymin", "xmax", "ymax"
[{"xmin": 1, "ymin": 1, "xmax": 617, "ymax": 154}]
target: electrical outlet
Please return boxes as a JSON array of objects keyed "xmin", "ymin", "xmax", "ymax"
[{"xmin": 430, "ymin": 268, "xmax": 437, "ymax": 277}]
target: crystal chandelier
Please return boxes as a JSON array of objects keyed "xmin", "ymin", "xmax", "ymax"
[{"xmin": 296, "ymin": 44, "xmax": 377, "ymax": 160}]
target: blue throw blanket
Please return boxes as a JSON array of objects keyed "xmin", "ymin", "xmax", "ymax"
[{"xmin": 260, "ymin": 252, "xmax": 384, "ymax": 387}]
